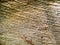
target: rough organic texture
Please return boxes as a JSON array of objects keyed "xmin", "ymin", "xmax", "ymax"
[
  {"xmin": 49, "ymin": 2, "xmax": 60, "ymax": 45},
  {"xmin": 0, "ymin": 0, "xmax": 60, "ymax": 45}
]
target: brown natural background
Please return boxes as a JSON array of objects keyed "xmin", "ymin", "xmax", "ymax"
[{"xmin": 0, "ymin": 0, "xmax": 60, "ymax": 45}]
